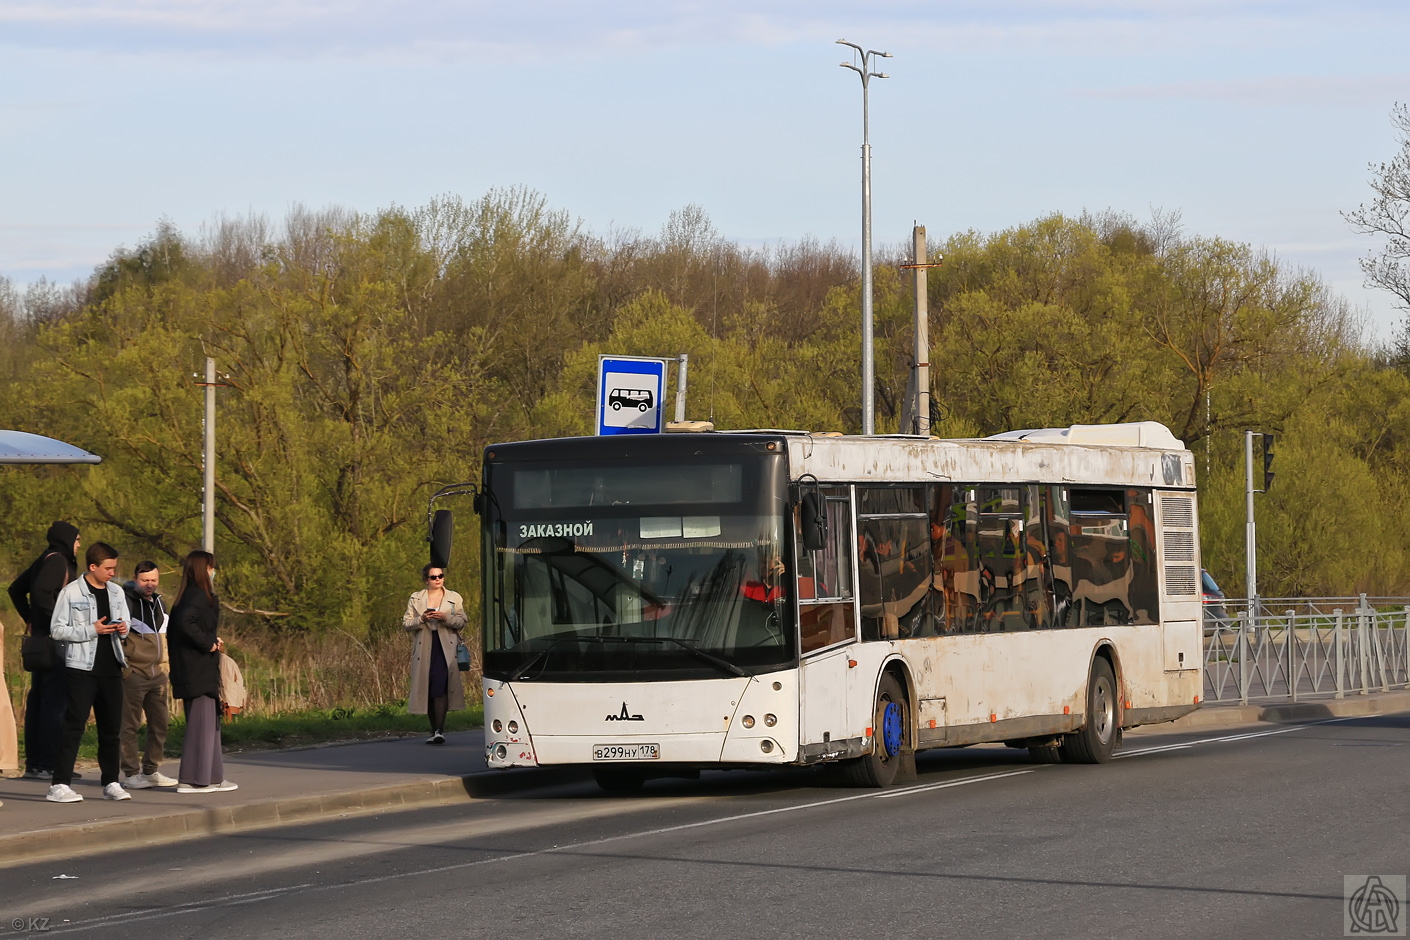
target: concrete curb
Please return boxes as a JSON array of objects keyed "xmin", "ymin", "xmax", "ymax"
[
  {"xmin": 1160, "ymin": 690, "xmax": 1410, "ymax": 730},
  {"xmin": 0, "ymin": 776, "xmax": 478, "ymax": 870},
  {"xmin": 2, "ymin": 693, "xmax": 1406, "ymax": 868},
  {"xmin": 0, "ymin": 765, "xmax": 591, "ymax": 871}
]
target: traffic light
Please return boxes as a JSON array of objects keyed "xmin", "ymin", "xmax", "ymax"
[{"xmin": 1262, "ymin": 433, "xmax": 1275, "ymax": 491}]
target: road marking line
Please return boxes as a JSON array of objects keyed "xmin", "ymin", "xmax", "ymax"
[
  {"xmin": 42, "ymin": 769, "xmax": 1036, "ymax": 933},
  {"xmin": 876, "ymin": 770, "xmax": 1032, "ymax": 797},
  {"xmin": 41, "ymin": 713, "xmax": 1385, "ymax": 934},
  {"xmin": 39, "ymin": 883, "xmax": 316, "ymax": 932},
  {"xmin": 1118, "ymin": 717, "xmax": 1343, "ymax": 758}
]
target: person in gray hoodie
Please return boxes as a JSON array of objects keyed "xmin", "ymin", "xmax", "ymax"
[
  {"xmin": 47, "ymin": 542, "xmax": 131, "ymax": 804},
  {"xmin": 119, "ymin": 561, "xmax": 176, "ymax": 788}
]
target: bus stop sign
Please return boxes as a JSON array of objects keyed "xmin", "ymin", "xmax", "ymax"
[{"xmin": 597, "ymin": 356, "xmax": 667, "ymax": 436}]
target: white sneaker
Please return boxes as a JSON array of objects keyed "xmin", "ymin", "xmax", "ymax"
[
  {"xmin": 147, "ymin": 771, "xmax": 178, "ymax": 787},
  {"xmin": 46, "ymin": 784, "xmax": 83, "ymax": 803},
  {"xmin": 103, "ymin": 782, "xmax": 132, "ymax": 801},
  {"xmin": 121, "ymin": 773, "xmax": 154, "ymax": 789},
  {"xmin": 212, "ymin": 780, "xmax": 238, "ymax": 792}
]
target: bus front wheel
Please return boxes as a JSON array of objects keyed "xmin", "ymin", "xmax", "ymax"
[
  {"xmin": 1059, "ymin": 658, "xmax": 1118, "ymax": 764},
  {"xmin": 845, "ymin": 673, "xmax": 910, "ymax": 788}
]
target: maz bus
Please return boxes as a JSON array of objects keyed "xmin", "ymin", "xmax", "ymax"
[{"xmin": 479, "ymin": 422, "xmax": 1203, "ymax": 790}]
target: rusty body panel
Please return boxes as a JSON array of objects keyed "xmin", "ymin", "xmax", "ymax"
[
  {"xmin": 783, "ymin": 426, "xmax": 1202, "ymax": 758},
  {"xmin": 783, "ymin": 434, "xmax": 1195, "ymax": 492}
]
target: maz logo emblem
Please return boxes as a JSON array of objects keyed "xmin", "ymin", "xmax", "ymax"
[{"xmin": 606, "ymin": 702, "xmax": 644, "ymax": 721}]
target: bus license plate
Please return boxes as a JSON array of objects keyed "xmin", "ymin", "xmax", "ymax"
[{"xmin": 593, "ymin": 743, "xmax": 660, "ymax": 761}]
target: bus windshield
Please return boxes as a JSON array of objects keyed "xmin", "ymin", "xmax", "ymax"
[{"xmin": 482, "ymin": 458, "xmax": 794, "ymax": 682}]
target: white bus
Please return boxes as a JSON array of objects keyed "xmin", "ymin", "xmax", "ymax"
[{"xmin": 479, "ymin": 422, "xmax": 1203, "ymax": 790}]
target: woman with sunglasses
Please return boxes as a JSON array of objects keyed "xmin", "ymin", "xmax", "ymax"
[{"xmin": 402, "ymin": 563, "xmax": 467, "ymax": 744}]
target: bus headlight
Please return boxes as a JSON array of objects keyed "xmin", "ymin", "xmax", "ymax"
[
  {"xmin": 495, "ymin": 744, "xmax": 507, "ymax": 760},
  {"xmin": 760, "ymin": 740, "xmax": 774, "ymax": 753},
  {"xmin": 508, "ymin": 720, "xmax": 519, "ymax": 734},
  {"xmin": 764, "ymin": 714, "xmax": 777, "ymax": 727},
  {"xmin": 492, "ymin": 720, "xmax": 502, "ymax": 733},
  {"xmin": 741, "ymin": 715, "xmax": 755, "ymax": 728}
]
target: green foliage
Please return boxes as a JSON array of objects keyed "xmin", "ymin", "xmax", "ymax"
[{"xmin": 0, "ymin": 192, "xmax": 1405, "ymax": 639}]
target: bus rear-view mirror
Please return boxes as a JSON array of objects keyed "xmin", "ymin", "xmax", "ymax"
[
  {"xmin": 800, "ymin": 493, "xmax": 827, "ymax": 552},
  {"xmin": 430, "ymin": 509, "xmax": 454, "ymax": 569}
]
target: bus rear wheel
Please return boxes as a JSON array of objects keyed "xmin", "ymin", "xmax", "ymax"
[
  {"xmin": 594, "ymin": 766, "xmax": 647, "ymax": 793},
  {"xmin": 845, "ymin": 673, "xmax": 909, "ymax": 788},
  {"xmin": 1059, "ymin": 657, "xmax": 1118, "ymax": 764}
]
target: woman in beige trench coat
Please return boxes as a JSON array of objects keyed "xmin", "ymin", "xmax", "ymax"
[
  {"xmin": 403, "ymin": 563, "xmax": 467, "ymax": 745},
  {"xmin": 1, "ymin": 615, "xmax": 19, "ymax": 800}
]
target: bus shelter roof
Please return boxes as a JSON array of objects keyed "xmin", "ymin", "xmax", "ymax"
[{"xmin": 0, "ymin": 430, "xmax": 102, "ymax": 465}]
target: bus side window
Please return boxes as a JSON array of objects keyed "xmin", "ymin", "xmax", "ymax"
[
  {"xmin": 931, "ymin": 485, "xmax": 980, "ymax": 634},
  {"xmin": 857, "ymin": 486, "xmax": 932, "ymax": 642},
  {"xmin": 1068, "ymin": 488, "xmax": 1133, "ymax": 626},
  {"xmin": 1126, "ymin": 488, "xmax": 1159, "ymax": 624},
  {"xmin": 975, "ymin": 487, "xmax": 1032, "ymax": 632},
  {"xmin": 797, "ymin": 489, "xmax": 856, "ymax": 654},
  {"xmin": 1047, "ymin": 486, "xmax": 1075, "ymax": 627},
  {"xmin": 1024, "ymin": 485, "xmax": 1055, "ymax": 629}
]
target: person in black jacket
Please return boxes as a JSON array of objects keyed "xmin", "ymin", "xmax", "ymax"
[
  {"xmin": 167, "ymin": 550, "xmax": 235, "ymax": 793},
  {"xmin": 7, "ymin": 521, "xmax": 80, "ymax": 778}
]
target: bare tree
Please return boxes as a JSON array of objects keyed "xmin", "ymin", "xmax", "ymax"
[{"xmin": 1346, "ymin": 103, "xmax": 1410, "ymax": 313}]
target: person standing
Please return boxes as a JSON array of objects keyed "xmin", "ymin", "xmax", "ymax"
[
  {"xmin": 47, "ymin": 541, "xmax": 131, "ymax": 804},
  {"xmin": 167, "ymin": 551, "xmax": 235, "ymax": 794},
  {"xmin": 403, "ymin": 563, "xmax": 467, "ymax": 745},
  {"xmin": 7, "ymin": 521, "xmax": 80, "ymax": 779},
  {"xmin": 119, "ymin": 561, "xmax": 176, "ymax": 789},
  {"xmin": 0, "ymin": 614, "xmax": 18, "ymax": 795}
]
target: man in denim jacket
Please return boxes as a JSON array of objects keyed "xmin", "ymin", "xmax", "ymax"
[{"xmin": 47, "ymin": 542, "xmax": 132, "ymax": 803}]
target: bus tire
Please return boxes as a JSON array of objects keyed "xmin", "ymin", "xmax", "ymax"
[
  {"xmin": 845, "ymin": 673, "xmax": 909, "ymax": 788},
  {"xmin": 1059, "ymin": 658, "xmax": 1118, "ymax": 764},
  {"xmin": 594, "ymin": 767, "xmax": 647, "ymax": 793},
  {"xmin": 1028, "ymin": 744, "xmax": 1064, "ymax": 764}
]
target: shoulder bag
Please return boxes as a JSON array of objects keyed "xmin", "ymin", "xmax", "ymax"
[{"xmin": 20, "ymin": 627, "xmax": 57, "ymax": 673}]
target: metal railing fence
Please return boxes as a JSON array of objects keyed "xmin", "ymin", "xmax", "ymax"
[{"xmin": 1203, "ymin": 597, "xmax": 1410, "ymax": 705}]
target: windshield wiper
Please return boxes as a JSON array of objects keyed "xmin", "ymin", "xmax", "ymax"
[
  {"xmin": 611, "ymin": 635, "xmax": 752, "ymax": 678},
  {"xmin": 509, "ymin": 636, "xmax": 604, "ymax": 682}
]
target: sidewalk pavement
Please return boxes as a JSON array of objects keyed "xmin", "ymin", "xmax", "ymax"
[
  {"xmin": 0, "ymin": 730, "xmax": 582, "ymax": 869},
  {"xmin": 3, "ymin": 690, "xmax": 1409, "ymax": 869}
]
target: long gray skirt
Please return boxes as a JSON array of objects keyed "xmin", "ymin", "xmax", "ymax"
[{"xmin": 180, "ymin": 695, "xmax": 224, "ymax": 787}]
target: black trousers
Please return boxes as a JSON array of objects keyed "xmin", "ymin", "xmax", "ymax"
[
  {"xmin": 53, "ymin": 667, "xmax": 124, "ymax": 787},
  {"xmin": 24, "ymin": 663, "xmax": 68, "ymax": 772}
]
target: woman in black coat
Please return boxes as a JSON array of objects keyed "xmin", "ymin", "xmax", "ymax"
[{"xmin": 168, "ymin": 551, "xmax": 235, "ymax": 793}]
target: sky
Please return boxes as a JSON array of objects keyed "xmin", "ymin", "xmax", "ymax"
[{"xmin": 1, "ymin": 1, "xmax": 1408, "ymax": 335}]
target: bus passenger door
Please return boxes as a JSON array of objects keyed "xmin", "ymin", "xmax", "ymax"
[
  {"xmin": 795, "ymin": 489, "xmax": 856, "ymax": 751},
  {"xmin": 801, "ymin": 646, "xmax": 851, "ymax": 748}
]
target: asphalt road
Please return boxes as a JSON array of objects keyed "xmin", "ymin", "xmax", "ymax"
[{"xmin": 2, "ymin": 714, "xmax": 1406, "ymax": 940}]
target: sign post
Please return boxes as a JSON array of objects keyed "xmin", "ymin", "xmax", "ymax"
[{"xmin": 597, "ymin": 356, "xmax": 668, "ymax": 436}]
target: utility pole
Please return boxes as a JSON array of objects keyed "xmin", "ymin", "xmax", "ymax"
[
  {"xmin": 674, "ymin": 353, "xmax": 689, "ymax": 423},
  {"xmin": 910, "ymin": 225, "xmax": 930, "ymax": 434},
  {"xmin": 203, "ymin": 357, "xmax": 216, "ymax": 552},
  {"xmin": 838, "ymin": 40, "xmax": 891, "ymax": 436}
]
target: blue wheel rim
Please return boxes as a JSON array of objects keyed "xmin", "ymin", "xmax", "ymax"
[{"xmin": 882, "ymin": 701, "xmax": 903, "ymax": 757}]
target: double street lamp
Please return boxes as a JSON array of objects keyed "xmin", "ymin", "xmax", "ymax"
[{"xmin": 837, "ymin": 39, "xmax": 891, "ymax": 436}]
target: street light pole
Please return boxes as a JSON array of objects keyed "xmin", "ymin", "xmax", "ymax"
[
  {"xmin": 838, "ymin": 39, "xmax": 891, "ymax": 436},
  {"xmin": 203, "ymin": 357, "xmax": 216, "ymax": 553}
]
